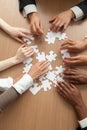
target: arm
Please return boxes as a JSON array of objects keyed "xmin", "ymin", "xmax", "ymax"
[
  {"xmin": 71, "ymin": 0, "xmax": 87, "ymax": 21},
  {"xmin": 57, "ymin": 82, "xmax": 87, "ymax": 130},
  {"xmin": 0, "ymin": 45, "xmax": 34, "ymax": 72},
  {"xmin": 0, "ymin": 18, "xmax": 32, "ymax": 44},
  {"xmin": 19, "ymin": 0, "xmax": 43, "ymax": 35},
  {"xmin": 49, "ymin": 0, "xmax": 87, "ymax": 32},
  {"xmin": 0, "ymin": 61, "xmax": 50, "ymax": 111}
]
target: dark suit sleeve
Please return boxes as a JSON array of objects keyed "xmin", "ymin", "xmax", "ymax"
[
  {"xmin": 77, "ymin": 0, "xmax": 87, "ymax": 18},
  {"xmin": 19, "ymin": 0, "xmax": 36, "ymax": 11},
  {"xmin": 76, "ymin": 127, "xmax": 87, "ymax": 130}
]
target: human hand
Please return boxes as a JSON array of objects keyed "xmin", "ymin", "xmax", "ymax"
[
  {"xmin": 29, "ymin": 61, "xmax": 50, "ymax": 80},
  {"xmin": 63, "ymin": 55, "xmax": 87, "ymax": 66},
  {"xmin": 29, "ymin": 12, "xmax": 44, "ymax": 35},
  {"xmin": 63, "ymin": 68, "xmax": 87, "ymax": 84},
  {"xmin": 60, "ymin": 39, "xmax": 87, "ymax": 53},
  {"xmin": 7, "ymin": 27, "xmax": 32, "ymax": 44},
  {"xmin": 57, "ymin": 82, "xmax": 83, "ymax": 106},
  {"xmin": 49, "ymin": 10, "xmax": 75, "ymax": 32},
  {"xmin": 15, "ymin": 44, "xmax": 34, "ymax": 63},
  {"xmin": 57, "ymin": 82, "xmax": 87, "ymax": 120}
]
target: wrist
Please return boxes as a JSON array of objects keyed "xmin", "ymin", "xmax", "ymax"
[
  {"xmin": 28, "ymin": 72, "xmax": 36, "ymax": 80},
  {"xmin": 12, "ymin": 56, "xmax": 21, "ymax": 64},
  {"xmin": 68, "ymin": 9, "xmax": 75, "ymax": 19},
  {"xmin": 28, "ymin": 12, "xmax": 38, "ymax": 21},
  {"xmin": 74, "ymin": 101, "xmax": 87, "ymax": 120}
]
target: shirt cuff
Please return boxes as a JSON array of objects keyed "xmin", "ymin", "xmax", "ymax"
[
  {"xmin": 23, "ymin": 4, "xmax": 37, "ymax": 18},
  {"xmin": 0, "ymin": 77, "xmax": 13, "ymax": 91},
  {"xmin": 13, "ymin": 74, "xmax": 33, "ymax": 94},
  {"xmin": 78, "ymin": 118, "xmax": 87, "ymax": 128},
  {"xmin": 71, "ymin": 6, "xmax": 84, "ymax": 21}
]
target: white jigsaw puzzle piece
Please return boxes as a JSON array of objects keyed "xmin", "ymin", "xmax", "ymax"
[
  {"xmin": 41, "ymin": 79, "xmax": 52, "ymax": 91},
  {"xmin": 46, "ymin": 51, "xmax": 57, "ymax": 62},
  {"xmin": 36, "ymin": 52, "xmax": 46, "ymax": 61},
  {"xmin": 29, "ymin": 83, "xmax": 42, "ymax": 95},
  {"xmin": 46, "ymin": 71, "xmax": 56, "ymax": 82},
  {"xmin": 31, "ymin": 45, "xmax": 39, "ymax": 53},
  {"xmin": 61, "ymin": 49, "xmax": 70, "ymax": 59},
  {"xmin": 45, "ymin": 30, "xmax": 68, "ymax": 44},
  {"xmin": 23, "ymin": 57, "xmax": 33, "ymax": 65},
  {"xmin": 23, "ymin": 64, "xmax": 32, "ymax": 74},
  {"xmin": 22, "ymin": 35, "xmax": 35, "ymax": 45}
]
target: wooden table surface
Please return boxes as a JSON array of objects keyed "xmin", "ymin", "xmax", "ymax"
[{"xmin": 0, "ymin": 0, "xmax": 87, "ymax": 130}]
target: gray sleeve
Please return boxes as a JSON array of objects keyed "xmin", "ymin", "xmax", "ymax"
[{"xmin": 0, "ymin": 87, "xmax": 19, "ymax": 111}]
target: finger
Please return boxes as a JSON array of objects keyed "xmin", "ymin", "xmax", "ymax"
[
  {"xmin": 39, "ymin": 61, "xmax": 48, "ymax": 65},
  {"xmin": 51, "ymin": 20, "xmax": 62, "ymax": 31},
  {"xmin": 41, "ymin": 68, "xmax": 49, "ymax": 75},
  {"xmin": 24, "ymin": 46, "xmax": 34, "ymax": 51},
  {"xmin": 63, "ymin": 23, "xmax": 68, "ymax": 31},
  {"xmin": 41, "ymin": 62, "xmax": 50, "ymax": 70},
  {"xmin": 24, "ymin": 49, "xmax": 34, "ymax": 55},
  {"xmin": 61, "ymin": 42, "xmax": 74, "ymax": 48},
  {"xmin": 39, "ymin": 22, "xmax": 44, "ymax": 34},
  {"xmin": 25, "ymin": 51, "xmax": 34, "ymax": 57},
  {"xmin": 50, "ymin": 20, "xmax": 61, "ymax": 31},
  {"xmin": 63, "ymin": 69, "xmax": 77, "ymax": 75},
  {"xmin": 49, "ymin": 16, "xmax": 56, "ymax": 23},
  {"xmin": 31, "ymin": 24, "xmax": 37, "ymax": 35},
  {"xmin": 64, "ymin": 56, "xmax": 79, "ymax": 61},
  {"xmin": 57, "ymin": 82, "xmax": 68, "ymax": 96},
  {"xmin": 20, "ymin": 33, "xmax": 32, "ymax": 41},
  {"xmin": 15, "ymin": 37, "xmax": 24, "ymax": 44}
]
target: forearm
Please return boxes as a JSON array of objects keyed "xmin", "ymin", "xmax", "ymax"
[
  {"xmin": 0, "ymin": 18, "xmax": 12, "ymax": 35},
  {"xmin": 74, "ymin": 102, "xmax": 87, "ymax": 120},
  {"xmin": 0, "ymin": 87, "xmax": 19, "ymax": 112},
  {"xmin": 0, "ymin": 56, "xmax": 20, "ymax": 72},
  {"xmin": 0, "ymin": 73, "xmax": 33, "ymax": 111}
]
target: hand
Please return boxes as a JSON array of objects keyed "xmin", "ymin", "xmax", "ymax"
[
  {"xmin": 57, "ymin": 82, "xmax": 83, "ymax": 106},
  {"xmin": 60, "ymin": 39, "xmax": 87, "ymax": 53},
  {"xmin": 63, "ymin": 55, "xmax": 87, "ymax": 66},
  {"xmin": 8, "ymin": 27, "xmax": 32, "ymax": 44},
  {"xmin": 29, "ymin": 12, "xmax": 44, "ymax": 35},
  {"xmin": 63, "ymin": 68, "xmax": 87, "ymax": 84},
  {"xmin": 15, "ymin": 44, "xmax": 34, "ymax": 63},
  {"xmin": 57, "ymin": 82, "xmax": 87, "ymax": 120},
  {"xmin": 49, "ymin": 10, "xmax": 75, "ymax": 32},
  {"xmin": 29, "ymin": 61, "xmax": 50, "ymax": 80}
]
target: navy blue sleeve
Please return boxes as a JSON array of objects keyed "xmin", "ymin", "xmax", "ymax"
[
  {"xmin": 19, "ymin": 0, "xmax": 36, "ymax": 11},
  {"xmin": 77, "ymin": 0, "xmax": 87, "ymax": 18}
]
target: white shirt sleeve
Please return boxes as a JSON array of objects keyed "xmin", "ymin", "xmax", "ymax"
[
  {"xmin": 23, "ymin": 4, "xmax": 37, "ymax": 18},
  {"xmin": 0, "ymin": 77, "xmax": 13, "ymax": 91},
  {"xmin": 78, "ymin": 118, "xmax": 87, "ymax": 128},
  {"xmin": 70, "ymin": 6, "xmax": 84, "ymax": 21},
  {"xmin": 13, "ymin": 74, "xmax": 33, "ymax": 94}
]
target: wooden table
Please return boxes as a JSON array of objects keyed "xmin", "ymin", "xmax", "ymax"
[{"xmin": 0, "ymin": 0, "xmax": 87, "ymax": 130}]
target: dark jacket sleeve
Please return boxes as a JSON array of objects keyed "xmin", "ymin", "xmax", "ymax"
[
  {"xmin": 76, "ymin": 127, "xmax": 87, "ymax": 130},
  {"xmin": 77, "ymin": 0, "xmax": 87, "ymax": 18},
  {"xmin": 19, "ymin": 0, "xmax": 36, "ymax": 11}
]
